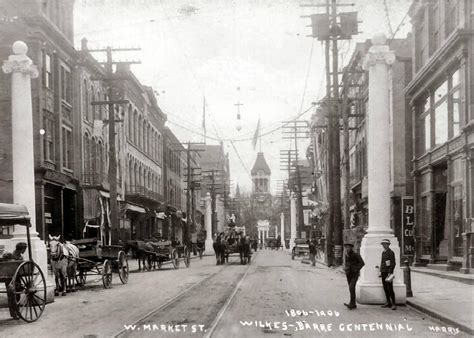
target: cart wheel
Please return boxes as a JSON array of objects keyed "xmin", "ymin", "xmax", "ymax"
[
  {"xmin": 76, "ymin": 269, "xmax": 87, "ymax": 287},
  {"xmin": 11, "ymin": 261, "xmax": 47, "ymax": 323},
  {"xmin": 171, "ymin": 249, "xmax": 180, "ymax": 269},
  {"xmin": 102, "ymin": 260, "xmax": 113, "ymax": 289},
  {"xmin": 291, "ymin": 249, "xmax": 295, "ymax": 260},
  {"xmin": 183, "ymin": 246, "xmax": 191, "ymax": 268},
  {"xmin": 118, "ymin": 251, "xmax": 129, "ymax": 284}
]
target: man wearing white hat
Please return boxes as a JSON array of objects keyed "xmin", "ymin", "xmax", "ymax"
[{"xmin": 380, "ymin": 239, "xmax": 396, "ymax": 310}]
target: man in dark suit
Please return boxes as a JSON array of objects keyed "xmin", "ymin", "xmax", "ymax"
[
  {"xmin": 343, "ymin": 242, "xmax": 365, "ymax": 310},
  {"xmin": 380, "ymin": 239, "xmax": 397, "ymax": 310}
]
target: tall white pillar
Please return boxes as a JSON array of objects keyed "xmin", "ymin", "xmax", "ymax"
[
  {"xmin": 204, "ymin": 193, "xmax": 213, "ymax": 255},
  {"xmin": 290, "ymin": 193, "xmax": 297, "ymax": 252},
  {"xmin": 258, "ymin": 229, "xmax": 261, "ymax": 242},
  {"xmin": 356, "ymin": 34, "xmax": 406, "ymax": 304},
  {"xmin": 1, "ymin": 41, "xmax": 54, "ymax": 302},
  {"xmin": 280, "ymin": 212, "xmax": 285, "ymax": 249}
]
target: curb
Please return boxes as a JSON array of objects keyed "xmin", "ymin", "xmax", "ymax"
[
  {"xmin": 406, "ymin": 300, "xmax": 473, "ymax": 335},
  {"xmin": 411, "ymin": 269, "xmax": 474, "ymax": 286}
]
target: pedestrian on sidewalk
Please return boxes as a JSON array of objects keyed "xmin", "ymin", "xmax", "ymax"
[
  {"xmin": 308, "ymin": 239, "xmax": 317, "ymax": 266},
  {"xmin": 343, "ymin": 242, "xmax": 365, "ymax": 310},
  {"xmin": 379, "ymin": 239, "xmax": 397, "ymax": 310}
]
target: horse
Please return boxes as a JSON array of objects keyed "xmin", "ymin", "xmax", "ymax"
[
  {"xmin": 49, "ymin": 235, "xmax": 79, "ymax": 296},
  {"xmin": 213, "ymin": 233, "xmax": 226, "ymax": 265},
  {"xmin": 239, "ymin": 235, "xmax": 251, "ymax": 265},
  {"xmin": 124, "ymin": 240, "xmax": 154, "ymax": 271}
]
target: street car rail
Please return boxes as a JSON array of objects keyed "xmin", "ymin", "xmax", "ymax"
[{"xmin": 112, "ymin": 252, "xmax": 255, "ymax": 337}]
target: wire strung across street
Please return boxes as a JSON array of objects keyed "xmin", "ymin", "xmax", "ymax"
[{"xmin": 167, "ymin": 103, "xmax": 317, "ymax": 144}]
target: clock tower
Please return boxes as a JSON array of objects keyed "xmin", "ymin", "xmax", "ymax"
[{"xmin": 251, "ymin": 152, "xmax": 272, "ymax": 216}]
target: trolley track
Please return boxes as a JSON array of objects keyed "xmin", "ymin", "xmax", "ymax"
[{"xmin": 113, "ymin": 252, "xmax": 256, "ymax": 337}]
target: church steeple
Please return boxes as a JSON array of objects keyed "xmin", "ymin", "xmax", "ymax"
[{"xmin": 251, "ymin": 152, "xmax": 271, "ymax": 194}]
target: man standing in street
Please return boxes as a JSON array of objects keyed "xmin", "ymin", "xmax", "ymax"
[
  {"xmin": 308, "ymin": 238, "xmax": 317, "ymax": 267},
  {"xmin": 380, "ymin": 239, "xmax": 397, "ymax": 310},
  {"xmin": 343, "ymin": 242, "xmax": 365, "ymax": 310}
]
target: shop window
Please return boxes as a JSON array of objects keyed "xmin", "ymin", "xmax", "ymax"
[{"xmin": 452, "ymin": 185, "xmax": 463, "ymax": 257}]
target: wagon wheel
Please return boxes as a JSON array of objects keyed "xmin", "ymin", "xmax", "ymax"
[
  {"xmin": 102, "ymin": 260, "xmax": 113, "ymax": 289},
  {"xmin": 11, "ymin": 261, "xmax": 47, "ymax": 323},
  {"xmin": 76, "ymin": 269, "xmax": 87, "ymax": 287},
  {"xmin": 183, "ymin": 246, "xmax": 191, "ymax": 268},
  {"xmin": 118, "ymin": 251, "xmax": 129, "ymax": 284},
  {"xmin": 171, "ymin": 249, "xmax": 180, "ymax": 269}
]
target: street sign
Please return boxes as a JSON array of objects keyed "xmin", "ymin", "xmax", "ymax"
[{"xmin": 402, "ymin": 197, "xmax": 415, "ymax": 256}]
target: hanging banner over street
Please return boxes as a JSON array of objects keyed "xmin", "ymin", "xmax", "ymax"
[{"xmin": 402, "ymin": 197, "xmax": 415, "ymax": 256}]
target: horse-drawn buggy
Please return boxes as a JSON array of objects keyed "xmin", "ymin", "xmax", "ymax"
[
  {"xmin": 125, "ymin": 239, "xmax": 190, "ymax": 271},
  {"xmin": 0, "ymin": 203, "xmax": 47, "ymax": 322},
  {"xmin": 213, "ymin": 226, "xmax": 251, "ymax": 265}
]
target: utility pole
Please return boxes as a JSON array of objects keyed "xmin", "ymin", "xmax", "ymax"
[
  {"xmin": 90, "ymin": 46, "xmax": 140, "ymax": 245},
  {"xmin": 302, "ymin": 0, "xmax": 359, "ymax": 265},
  {"xmin": 170, "ymin": 142, "xmax": 204, "ymax": 245},
  {"xmin": 282, "ymin": 121, "xmax": 309, "ymax": 238}
]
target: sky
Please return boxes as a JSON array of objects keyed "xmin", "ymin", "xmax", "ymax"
[{"xmin": 74, "ymin": 0, "xmax": 412, "ymax": 195}]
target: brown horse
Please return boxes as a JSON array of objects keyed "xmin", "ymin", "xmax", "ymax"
[{"xmin": 124, "ymin": 240, "xmax": 154, "ymax": 271}]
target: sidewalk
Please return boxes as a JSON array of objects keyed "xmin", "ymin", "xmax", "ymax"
[
  {"xmin": 309, "ymin": 255, "xmax": 473, "ymax": 334},
  {"xmin": 408, "ymin": 270, "xmax": 474, "ymax": 335}
]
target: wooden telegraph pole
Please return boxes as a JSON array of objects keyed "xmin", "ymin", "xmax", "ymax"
[
  {"xmin": 90, "ymin": 46, "xmax": 140, "ymax": 245},
  {"xmin": 302, "ymin": 0, "xmax": 359, "ymax": 265},
  {"xmin": 282, "ymin": 121, "xmax": 309, "ymax": 238}
]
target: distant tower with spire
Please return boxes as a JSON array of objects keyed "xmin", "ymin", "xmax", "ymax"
[{"xmin": 251, "ymin": 152, "xmax": 272, "ymax": 214}]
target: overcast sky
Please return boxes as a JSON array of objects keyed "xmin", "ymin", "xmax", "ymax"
[{"xmin": 74, "ymin": 0, "xmax": 412, "ymax": 194}]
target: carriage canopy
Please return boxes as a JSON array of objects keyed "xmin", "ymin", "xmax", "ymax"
[{"xmin": 0, "ymin": 203, "xmax": 31, "ymax": 226}]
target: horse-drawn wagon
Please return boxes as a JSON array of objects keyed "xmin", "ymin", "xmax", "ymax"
[
  {"xmin": 71, "ymin": 237, "xmax": 129, "ymax": 289},
  {"xmin": 0, "ymin": 203, "xmax": 47, "ymax": 322},
  {"xmin": 125, "ymin": 239, "xmax": 190, "ymax": 271},
  {"xmin": 213, "ymin": 227, "xmax": 251, "ymax": 265}
]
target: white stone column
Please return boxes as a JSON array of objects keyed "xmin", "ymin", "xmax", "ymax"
[
  {"xmin": 1, "ymin": 41, "xmax": 54, "ymax": 303},
  {"xmin": 290, "ymin": 193, "xmax": 297, "ymax": 252},
  {"xmin": 280, "ymin": 212, "xmax": 285, "ymax": 249},
  {"xmin": 258, "ymin": 229, "xmax": 261, "ymax": 242},
  {"xmin": 356, "ymin": 33, "xmax": 406, "ymax": 304},
  {"xmin": 204, "ymin": 193, "xmax": 213, "ymax": 255}
]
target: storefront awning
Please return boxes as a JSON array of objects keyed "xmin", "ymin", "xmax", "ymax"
[
  {"xmin": 125, "ymin": 203, "xmax": 146, "ymax": 214},
  {"xmin": 99, "ymin": 190, "xmax": 123, "ymax": 201}
]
